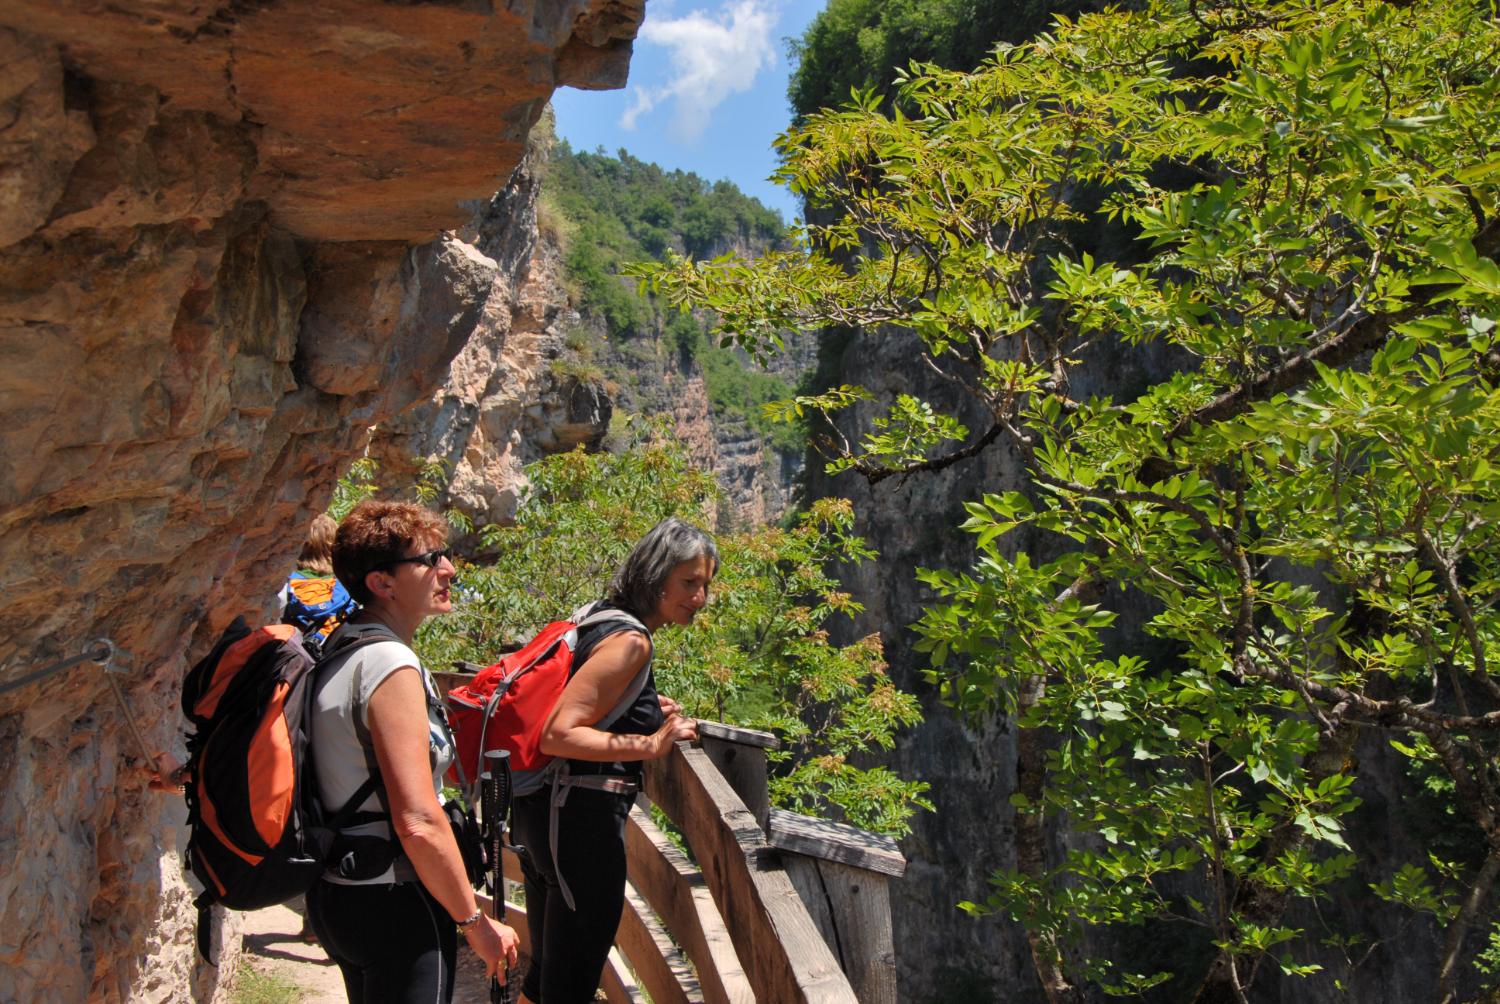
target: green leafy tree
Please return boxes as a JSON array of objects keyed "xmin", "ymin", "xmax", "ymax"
[
  {"xmin": 414, "ymin": 437, "xmax": 929, "ymax": 836},
  {"xmin": 328, "ymin": 457, "xmax": 378, "ymax": 521},
  {"xmin": 788, "ymin": 0, "xmax": 1109, "ymax": 120},
  {"xmin": 635, "ymin": 1, "xmax": 1500, "ymax": 999},
  {"xmin": 328, "ymin": 455, "xmax": 471, "ymax": 532}
]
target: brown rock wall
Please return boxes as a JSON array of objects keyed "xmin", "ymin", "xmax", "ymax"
[
  {"xmin": 368, "ymin": 184, "xmax": 614, "ymax": 530},
  {"xmin": 0, "ymin": 2, "xmax": 642, "ymax": 1000},
  {"xmin": 4, "ymin": 0, "xmax": 644, "ymax": 241}
]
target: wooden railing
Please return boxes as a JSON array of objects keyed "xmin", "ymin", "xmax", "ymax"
[{"xmin": 468, "ymin": 717, "xmax": 905, "ymax": 1004}]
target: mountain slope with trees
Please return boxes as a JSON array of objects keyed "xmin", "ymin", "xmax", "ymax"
[{"xmin": 539, "ymin": 136, "xmax": 811, "ymax": 520}]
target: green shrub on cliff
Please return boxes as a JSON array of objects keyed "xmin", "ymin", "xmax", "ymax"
[
  {"xmin": 541, "ymin": 142, "xmax": 804, "ymax": 453},
  {"xmin": 634, "ymin": 0, "xmax": 1500, "ymax": 998},
  {"xmin": 415, "ymin": 437, "xmax": 929, "ymax": 836}
]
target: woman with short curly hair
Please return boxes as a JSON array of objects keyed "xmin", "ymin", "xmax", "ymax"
[{"xmin": 312, "ymin": 499, "xmax": 520, "ymax": 1003}]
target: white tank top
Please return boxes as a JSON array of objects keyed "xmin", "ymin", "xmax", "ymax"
[{"xmin": 309, "ymin": 623, "xmax": 455, "ymax": 885}]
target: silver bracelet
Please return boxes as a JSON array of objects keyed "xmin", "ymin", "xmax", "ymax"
[{"xmin": 455, "ymin": 908, "xmax": 483, "ymax": 931}]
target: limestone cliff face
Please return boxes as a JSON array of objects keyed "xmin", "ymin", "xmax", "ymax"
[
  {"xmin": 367, "ymin": 156, "xmax": 614, "ymax": 530},
  {"xmin": 801, "ymin": 326, "xmax": 1045, "ymax": 1002},
  {"xmin": 372, "ymin": 180, "xmax": 805, "ymax": 535},
  {"xmin": 0, "ymin": 3, "xmax": 643, "ymax": 1001},
  {"xmin": 598, "ymin": 327, "xmax": 806, "ymax": 529}
]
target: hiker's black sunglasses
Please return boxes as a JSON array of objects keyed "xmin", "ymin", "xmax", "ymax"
[{"xmin": 376, "ymin": 547, "xmax": 452, "ymax": 571}]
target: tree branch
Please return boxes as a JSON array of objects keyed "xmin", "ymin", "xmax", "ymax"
[
  {"xmin": 1191, "ymin": 713, "xmax": 1360, "ymax": 1004},
  {"xmin": 854, "ymin": 420, "xmax": 1009, "ymax": 485},
  {"xmin": 1143, "ymin": 213, "xmax": 1500, "ymax": 482},
  {"xmin": 1239, "ymin": 645, "xmax": 1500, "ymax": 735},
  {"xmin": 1417, "ymin": 528, "xmax": 1500, "ymax": 700},
  {"xmin": 1437, "ymin": 849, "xmax": 1500, "ymax": 1004}
]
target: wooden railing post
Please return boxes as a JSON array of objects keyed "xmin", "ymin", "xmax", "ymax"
[
  {"xmin": 768, "ymin": 810, "xmax": 907, "ymax": 1004},
  {"xmin": 644, "ymin": 743, "xmax": 857, "ymax": 1003},
  {"xmin": 694, "ymin": 720, "xmax": 778, "ymax": 832},
  {"xmin": 624, "ymin": 805, "xmax": 754, "ymax": 1004}
]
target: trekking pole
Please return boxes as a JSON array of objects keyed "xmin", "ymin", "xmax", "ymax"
[{"xmin": 481, "ymin": 749, "xmax": 517, "ymax": 1004}]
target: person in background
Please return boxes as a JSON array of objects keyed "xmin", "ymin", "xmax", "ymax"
[
  {"xmin": 279, "ymin": 511, "xmax": 359, "ymax": 942},
  {"xmin": 513, "ymin": 517, "xmax": 712, "ymax": 1004},
  {"xmin": 310, "ymin": 499, "xmax": 519, "ymax": 1003},
  {"xmin": 147, "ymin": 513, "xmax": 354, "ymax": 794},
  {"xmin": 281, "ymin": 512, "xmax": 358, "ymax": 648}
]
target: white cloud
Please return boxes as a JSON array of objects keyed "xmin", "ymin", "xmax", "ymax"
[{"xmin": 620, "ymin": 1, "xmax": 778, "ymax": 143}]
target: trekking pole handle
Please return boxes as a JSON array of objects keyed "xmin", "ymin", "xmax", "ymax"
[
  {"xmin": 485, "ymin": 749, "xmax": 513, "ymax": 825},
  {"xmin": 480, "ymin": 768, "xmax": 498, "ymax": 895}
]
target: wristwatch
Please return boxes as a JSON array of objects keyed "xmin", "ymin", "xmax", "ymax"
[{"xmin": 455, "ymin": 908, "xmax": 483, "ymax": 932}]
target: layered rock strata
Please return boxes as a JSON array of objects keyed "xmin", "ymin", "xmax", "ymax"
[
  {"xmin": 371, "ymin": 193, "xmax": 805, "ymax": 535},
  {"xmin": 0, "ymin": 2, "xmax": 642, "ymax": 1000},
  {"xmin": 367, "ymin": 172, "xmax": 615, "ymax": 528}
]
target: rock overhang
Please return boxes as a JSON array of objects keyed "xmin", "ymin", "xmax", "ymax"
[
  {"xmin": 3, "ymin": 0, "xmax": 644, "ymax": 244},
  {"xmin": 0, "ymin": 3, "xmax": 645, "ymax": 999}
]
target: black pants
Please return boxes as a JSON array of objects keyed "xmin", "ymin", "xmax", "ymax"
[
  {"xmin": 513, "ymin": 786, "xmax": 633, "ymax": 1004},
  {"xmin": 306, "ymin": 879, "xmax": 457, "ymax": 1004}
]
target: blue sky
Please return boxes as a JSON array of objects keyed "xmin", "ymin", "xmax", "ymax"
[{"xmin": 551, "ymin": 1, "xmax": 823, "ymax": 225}]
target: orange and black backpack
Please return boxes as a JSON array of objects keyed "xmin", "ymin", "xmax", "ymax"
[{"xmin": 179, "ymin": 617, "xmax": 385, "ymax": 958}]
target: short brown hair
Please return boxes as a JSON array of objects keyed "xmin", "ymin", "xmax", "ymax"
[
  {"xmin": 333, "ymin": 500, "xmax": 448, "ymax": 604},
  {"xmin": 298, "ymin": 513, "xmax": 338, "ymax": 575}
]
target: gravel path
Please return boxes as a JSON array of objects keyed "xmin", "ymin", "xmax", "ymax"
[{"xmin": 237, "ymin": 903, "xmax": 344, "ymax": 1003}]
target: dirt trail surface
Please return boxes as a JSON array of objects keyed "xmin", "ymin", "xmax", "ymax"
[
  {"xmin": 237, "ymin": 903, "xmax": 497, "ymax": 1002},
  {"xmin": 237, "ymin": 904, "xmax": 343, "ymax": 1003}
]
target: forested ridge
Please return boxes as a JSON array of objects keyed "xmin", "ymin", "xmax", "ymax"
[
  {"xmin": 538, "ymin": 135, "xmax": 806, "ymax": 454},
  {"xmin": 634, "ymin": 0, "xmax": 1500, "ymax": 1001}
]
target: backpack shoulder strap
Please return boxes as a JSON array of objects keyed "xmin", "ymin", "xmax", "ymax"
[
  {"xmin": 579, "ymin": 612, "xmax": 651, "ymax": 729},
  {"xmin": 320, "ymin": 620, "xmax": 398, "ymax": 661},
  {"xmin": 325, "ymin": 775, "xmax": 383, "ymax": 829},
  {"xmin": 572, "ymin": 601, "xmax": 648, "ymax": 636},
  {"xmin": 313, "ymin": 622, "xmax": 404, "ymax": 817},
  {"xmin": 567, "ymin": 604, "xmax": 654, "ymax": 731}
]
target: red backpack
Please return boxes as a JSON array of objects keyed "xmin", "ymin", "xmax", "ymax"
[{"xmin": 446, "ymin": 603, "xmax": 649, "ymax": 799}]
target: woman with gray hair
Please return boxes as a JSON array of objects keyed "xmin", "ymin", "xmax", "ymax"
[{"xmin": 511, "ymin": 517, "xmax": 714, "ymax": 1004}]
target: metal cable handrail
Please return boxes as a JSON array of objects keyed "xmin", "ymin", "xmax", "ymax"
[
  {"xmin": 0, "ymin": 638, "xmax": 114, "ymax": 696},
  {"xmin": 0, "ymin": 638, "xmax": 156, "ymax": 763}
]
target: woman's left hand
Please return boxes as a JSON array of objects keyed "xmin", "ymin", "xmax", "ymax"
[
  {"xmin": 147, "ymin": 752, "xmax": 187, "ymax": 793},
  {"xmin": 465, "ymin": 914, "xmax": 521, "ymax": 983},
  {"xmin": 658, "ymin": 694, "xmax": 682, "ymax": 717}
]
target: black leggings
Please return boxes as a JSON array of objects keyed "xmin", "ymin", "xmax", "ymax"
[
  {"xmin": 513, "ymin": 787, "xmax": 632, "ymax": 1004},
  {"xmin": 306, "ymin": 879, "xmax": 457, "ymax": 1004}
]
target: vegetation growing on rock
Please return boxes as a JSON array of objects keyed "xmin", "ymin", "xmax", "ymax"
[
  {"xmin": 411, "ymin": 436, "xmax": 930, "ymax": 836},
  {"xmin": 539, "ymin": 133, "xmax": 807, "ymax": 460}
]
